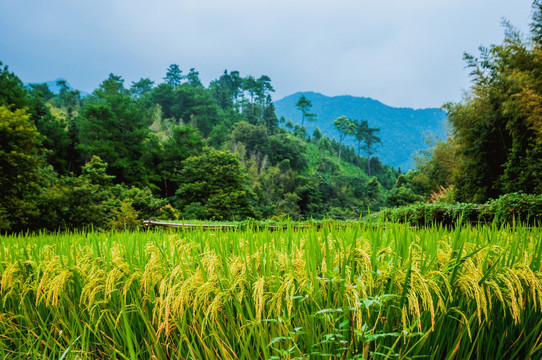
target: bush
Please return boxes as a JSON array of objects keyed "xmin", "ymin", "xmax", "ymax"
[
  {"xmin": 379, "ymin": 192, "xmax": 542, "ymax": 226},
  {"xmin": 485, "ymin": 192, "xmax": 542, "ymax": 224}
]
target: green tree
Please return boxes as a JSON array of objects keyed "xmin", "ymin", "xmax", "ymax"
[
  {"xmin": 365, "ymin": 177, "xmax": 384, "ymax": 211},
  {"xmin": 0, "ymin": 61, "xmax": 29, "ymax": 110},
  {"xmin": 24, "ymin": 84, "xmax": 73, "ymax": 174},
  {"xmin": 231, "ymin": 121, "xmax": 270, "ymax": 156},
  {"xmin": 413, "ymin": 138, "xmax": 457, "ymax": 198},
  {"xmin": 352, "ymin": 119, "xmax": 368, "ymax": 167},
  {"xmin": 77, "ymin": 74, "xmax": 151, "ymax": 186},
  {"xmin": 268, "ymin": 133, "xmax": 308, "ymax": 171},
  {"xmin": 359, "ymin": 122, "xmax": 381, "ymax": 176},
  {"xmin": 130, "ymin": 78, "xmax": 155, "ymax": 98},
  {"xmin": 186, "ymin": 68, "xmax": 203, "ymax": 87},
  {"xmin": 56, "ymin": 79, "xmax": 81, "ymax": 112},
  {"xmin": 443, "ymin": 19, "xmax": 542, "ymax": 201},
  {"xmin": 164, "ymin": 64, "xmax": 183, "ymax": 88},
  {"xmin": 159, "ymin": 125, "xmax": 204, "ymax": 198},
  {"xmin": 0, "ymin": 106, "xmax": 45, "ymax": 231},
  {"xmin": 263, "ymin": 95, "xmax": 279, "ymax": 133},
  {"xmin": 209, "ymin": 70, "xmax": 243, "ymax": 110},
  {"xmin": 174, "ymin": 148, "xmax": 254, "ymax": 220},
  {"xmin": 151, "ymin": 81, "xmax": 225, "ymax": 137},
  {"xmin": 296, "ymin": 94, "xmax": 316, "ymax": 128},
  {"xmin": 313, "ymin": 127, "xmax": 323, "ymax": 143},
  {"xmin": 29, "ymin": 83, "xmax": 55, "ymax": 101},
  {"xmin": 333, "ymin": 115, "xmax": 355, "ymax": 164}
]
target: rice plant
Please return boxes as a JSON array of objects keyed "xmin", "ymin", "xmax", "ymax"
[{"xmin": 1, "ymin": 222, "xmax": 542, "ymax": 359}]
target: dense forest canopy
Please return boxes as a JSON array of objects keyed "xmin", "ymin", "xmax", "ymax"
[{"xmin": 0, "ymin": 61, "xmax": 400, "ymax": 232}]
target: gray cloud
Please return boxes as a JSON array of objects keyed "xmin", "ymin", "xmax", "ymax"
[{"xmin": 0, "ymin": 0, "xmax": 533, "ymax": 108}]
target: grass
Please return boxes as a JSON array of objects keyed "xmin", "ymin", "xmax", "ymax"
[{"xmin": 1, "ymin": 222, "xmax": 542, "ymax": 359}]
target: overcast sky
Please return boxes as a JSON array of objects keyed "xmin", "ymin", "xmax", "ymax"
[{"xmin": 0, "ymin": 0, "xmax": 535, "ymax": 109}]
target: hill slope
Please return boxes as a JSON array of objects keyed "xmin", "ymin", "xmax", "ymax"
[{"xmin": 274, "ymin": 92, "xmax": 447, "ymax": 170}]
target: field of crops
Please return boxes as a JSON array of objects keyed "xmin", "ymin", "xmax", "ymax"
[{"xmin": 1, "ymin": 222, "xmax": 542, "ymax": 359}]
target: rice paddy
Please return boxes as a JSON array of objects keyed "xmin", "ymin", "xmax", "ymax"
[{"xmin": 1, "ymin": 222, "xmax": 542, "ymax": 359}]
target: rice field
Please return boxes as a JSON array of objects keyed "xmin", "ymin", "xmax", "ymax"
[{"xmin": 1, "ymin": 222, "xmax": 542, "ymax": 359}]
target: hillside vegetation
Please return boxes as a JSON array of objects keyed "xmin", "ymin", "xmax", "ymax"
[
  {"xmin": 0, "ymin": 63, "xmax": 400, "ymax": 233},
  {"xmin": 274, "ymin": 92, "xmax": 447, "ymax": 170}
]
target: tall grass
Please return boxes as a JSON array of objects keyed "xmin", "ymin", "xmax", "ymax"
[{"xmin": 1, "ymin": 222, "xmax": 542, "ymax": 359}]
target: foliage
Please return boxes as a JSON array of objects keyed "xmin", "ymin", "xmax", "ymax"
[
  {"xmin": 174, "ymin": 148, "xmax": 254, "ymax": 220},
  {"xmin": 274, "ymin": 91, "xmax": 447, "ymax": 170},
  {"xmin": 0, "ymin": 106, "xmax": 45, "ymax": 232},
  {"xmin": 77, "ymin": 74, "xmax": 152, "ymax": 186},
  {"xmin": 295, "ymin": 94, "xmax": 317, "ymax": 128},
  {"xmin": 387, "ymin": 184, "xmax": 425, "ymax": 207},
  {"xmin": 380, "ymin": 192, "xmax": 542, "ymax": 226},
  {"xmin": 427, "ymin": 14, "xmax": 542, "ymax": 203},
  {"xmin": 35, "ymin": 156, "xmax": 166, "ymax": 231},
  {"xmin": 0, "ymin": 60, "xmax": 401, "ymax": 231},
  {"xmin": 486, "ymin": 192, "xmax": 542, "ymax": 224},
  {"xmin": 0, "ymin": 61, "xmax": 28, "ymax": 109},
  {"xmin": 107, "ymin": 199, "xmax": 140, "ymax": 230},
  {"xmin": 333, "ymin": 115, "xmax": 355, "ymax": 164}
]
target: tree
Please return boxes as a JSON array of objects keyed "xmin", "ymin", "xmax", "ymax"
[
  {"xmin": 286, "ymin": 119, "xmax": 294, "ymax": 130},
  {"xmin": 35, "ymin": 111, "xmax": 72, "ymax": 174},
  {"xmin": 159, "ymin": 125, "xmax": 204, "ymax": 198},
  {"xmin": 296, "ymin": 94, "xmax": 316, "ymax": 128},
  {"xmin": 29, "ymin": 83, "xmax": 55, "ymax": 101},
  {"xmin": 231, "ymin": 121, "xmax": 270, "ymax": 156},
  {"xmin": 413, "ymin": 138, "xmax": 458, "ymax": 197},
  {"xmin": 352, "ymin": 119, "xmax": 368, "ymax": 167},
  {"xmin": 174, "ymin": 148, "xmax": 254, "ymax": 220},
  {"xmin": 313, "ymin": 127, "xmax": 323, "ymax": 142},
  {"xmin": 209, "ymin": 70, "xmax": 243, "ymax": 110},
  {"xmin": 0, "ymin": 61, "xmax": 29, "ymax": 110},
  {"xmin": 56, "ymin": 79, "xmax": 81, "ymax": 111},
  {"xmin": 387, "ymin": 181, "xmax": 424, "ymax": 207},
  {"xmin": 164, "ymin": 64, "xmax": 183, "ymax": 88},
  {"xmin": 77, "ymin": 74, "xmax": 151, "ymax": 186},
  {"xmin": 365, "ymin": 177, "xmax": 384, "ymax": 211},
  {"xmin": 24, "ymin": 84, "xmax": 73, "ymax": 174},
  {"xmin": 0, "ymin": 106, "xmax": 45, "ymax": 231},
  {"xmin": 443, "ymin": 17, "xmax": 542, "ymax": 201},
  {"xmin": 263, "ymin": 96, "xmax": 279, "ymax": 133},
  {"xmin": 256, "ymin": 75, "xmax": 275, "ymax": 120},
  {"xmin": 130, "ymin": 78, "xmax": 155, "ymax": 98},
  {"xmin": 333, "ymin": 115, "xmax": 355, "ymax": 164},
  {"xmin": 358, "ymin": 122, "xmax": 381, "ymax": 176},
  {"xmin": 186, "ymin": 68, "xmax": 203, "ymax": 87},
  {"xmin": 268, "ymin": 133, "xmax": 308, "ymax": 171}
]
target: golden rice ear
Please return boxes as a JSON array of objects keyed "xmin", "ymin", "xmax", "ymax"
[{"xmin": 2, "ymin": 223, "xmax": 542, "ymax": 357}]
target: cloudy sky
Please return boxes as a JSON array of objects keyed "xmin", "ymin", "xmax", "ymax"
[{"xmin": 0, "ymin": 0, "xmax": 534, "ymax": 108}]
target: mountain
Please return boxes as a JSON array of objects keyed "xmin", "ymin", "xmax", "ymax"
[{"xmin": 273, "ymin": 92, "xmax": 447, "ymax": 171}]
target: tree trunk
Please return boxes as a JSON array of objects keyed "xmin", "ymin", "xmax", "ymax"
[
  {"xmin": 338, "ymin": 139, "xmax": 342, "ymax": 165},
  {"xmin": 367, "ymin": 148, "xmax": 371, "ymax": 176}
]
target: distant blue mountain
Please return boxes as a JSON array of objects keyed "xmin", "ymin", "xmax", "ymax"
[{"xmin": 273, "ymin": 92, "xmax": 447, "ymax": 171}]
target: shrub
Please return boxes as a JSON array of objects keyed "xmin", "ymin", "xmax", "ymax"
[{"xmin": 379, "ymin": 192, "xmax": 542, "ymax": 226}]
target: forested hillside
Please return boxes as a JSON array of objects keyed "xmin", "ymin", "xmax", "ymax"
[
  {"xmin": 274, "ymin": 92, "xmax": 447, "ymax": 170},
  {"xmin": 4, "ymin": 1, "xmax": 542, "ymax": 233},
  {"xmin": 0, "ymin": 63, "xmax": 400, "ymax": 232}
]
